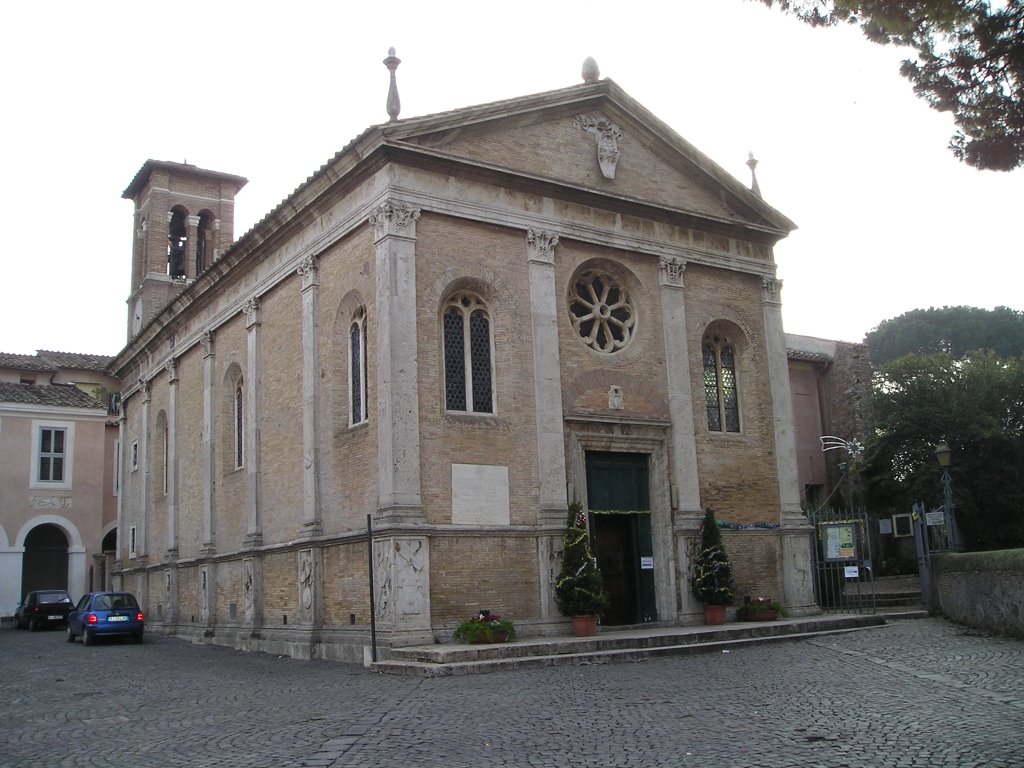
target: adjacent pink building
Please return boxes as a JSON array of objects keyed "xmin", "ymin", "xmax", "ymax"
[{"xmin": 0, "ymin": 352, "xmax": 120, "ymax": 618}]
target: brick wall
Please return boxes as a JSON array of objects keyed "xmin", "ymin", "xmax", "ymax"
[
  {"xmin": 429, "ymin": 535, "xmax": 539, "ymax": 624},
  {"xmin": 317, "ymin": 228, "xmax": 379, "ymax": 534},
  {"xmin": 256, "ymin": 275, "xmax": 304, "ymax": 543},
  {"xmin": 415, "ymin": 215, "xmax": 539, "ymax": 526},
  {"xmin": 323, "ymin": 542, "xmax": 370, "ymax": 626}
]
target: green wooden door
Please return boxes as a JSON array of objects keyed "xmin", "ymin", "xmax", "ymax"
[{"xmin": 585, "ymin": 452, "xmax": 657, "ymax": 624}]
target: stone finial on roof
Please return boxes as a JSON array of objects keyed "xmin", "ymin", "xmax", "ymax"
[
  {"xmin": 582, "ymin": 57, "xmax": 600, "ymax": 83},
  {"xmin": 384, "ymin": 47, "xmax": 402, "ymax": 122},
  {"xmin": 746, "ymin": 151, "xmax": 762, "ymax": 198}
]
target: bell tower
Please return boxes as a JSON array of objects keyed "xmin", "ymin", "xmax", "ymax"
[{"xmin": 123, "ymin": 160, "xmax": 247, "ymax": 339}]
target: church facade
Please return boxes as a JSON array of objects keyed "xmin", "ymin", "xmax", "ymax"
[{"xmin": 111, "ymin": 71, "xmax": 815, "ymax": 662}]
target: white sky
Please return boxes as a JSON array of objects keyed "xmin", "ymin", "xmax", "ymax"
[{"xmin": 1, "ymin": 0, "xmax": 1020, "ymax": 356}]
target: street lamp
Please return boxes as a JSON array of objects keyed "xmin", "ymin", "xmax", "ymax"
[{"xmin": 933, "ymin": 442, "xmax": 962, "ymax": 550}]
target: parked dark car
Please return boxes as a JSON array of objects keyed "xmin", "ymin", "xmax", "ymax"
[
  {"xmin": 67, "ymin": 592, "xmax": 145, "ymax": 645},
  {"xmin": 14, "ymin": 590, "xmax": 75, "ymax": 631}
]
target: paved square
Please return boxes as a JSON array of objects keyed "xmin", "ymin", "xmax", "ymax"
[{"xmin": 2, "ymin": 618, "xmax": 1020, "ymax": 767}]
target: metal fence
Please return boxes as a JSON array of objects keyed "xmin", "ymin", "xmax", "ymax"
[{"xmin": 806, "ymin": 506, "xmax": 876, "ymax": 614}]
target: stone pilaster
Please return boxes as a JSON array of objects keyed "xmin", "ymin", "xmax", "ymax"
[
  {"xmin": 761, "ymin": 277, "xmax": 816, "ymax": 613},
  {"xmin": 369, "ymin": 201, "xmax": 424, "ymax": 524},
  {"xmin": 297, "ymin": 547, "xmax": 323, "ymax": 627},
  {"xmin": 526, "ymin": 229, "xmax": 569, "ymax": 526},
  {"xmin": 373, "ymin": 535, "xmax": 432, "ymax": 646},
  {"xmin": 163, "ymin": 567, "xmax": 179, "ymax": 625},
  {"xmin": 200, "ymin": 331, "xmax": 216, "ymax": 555},
  {"xmin": 658, "ymin": 256, "xmax": 702, "ymax": 526},
  {"xmin": 298, "ymin": 256, "xmax": 322, "ymax": 538},
  {"xmin": 114, "ymin": 410, "xmax": 126, "ymax": 573},
  {"xmin": 137, "ymin": 378, "xmax": 151, "ymax": 560},
  {"xmin": 525, "ymin": 229, "xmax": 569, "ymax": 622},
  {"xmin": 187, "ymin": 214, "xmax": 200, "ymax": 277},
  {"xmin": 166, "ymin": 359, "xmax": 179, "ymax": 559},
  {"xmin": 242, "ymin": 556, "xmax": 263, "ymax": 635},
  {"xmin": 244, "ymin": 298, "xmax": 263, "ymax": 547},
  {"xmin": 200, "ymin": 563, "xmax": 215, "ymax": 631},
  {"xmin": 761, "ymin": 278, "xmax": 802, "ymax": 523}
]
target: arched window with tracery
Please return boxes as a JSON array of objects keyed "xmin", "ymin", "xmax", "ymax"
[
  {"xmin": 349, "ymin": 306, "xmax": 368, "ymax": 425},
  {"xmin": 703, "ymin": 333, "xmax": 740, "ymax": 433},
  {"xmin": 442, "ymin": 292, "xmax": 493, "ymax": 413}
]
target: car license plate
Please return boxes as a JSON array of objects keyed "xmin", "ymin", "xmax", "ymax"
[
  {"xmin": 48, "ymin": 615, "xmax": 62, "ymax": 620},
  {"xmin": 108, "ymin": 616, "xmax": 128, "ymax": 622}
]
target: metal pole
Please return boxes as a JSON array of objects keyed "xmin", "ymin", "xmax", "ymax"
[
  {"xmin": 912, "ymin": 502, "xmax": 931, "ymax": 611},
  {"xmin": 367, "ymin": 513, "xmax": 377, "ymax": 663},
  {"xmin": 941, "ymin": 470, "xmax": 962, "ymax": 551}
]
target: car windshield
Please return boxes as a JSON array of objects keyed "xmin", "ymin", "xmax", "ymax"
[{"xmin": 38, "ymin": 592, "xmax": 71, "ymax": 604}]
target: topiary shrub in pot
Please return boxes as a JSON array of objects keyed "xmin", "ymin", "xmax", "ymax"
[
  {"xmin": 690, "ymin": 507, "xmax": 735, "ymax": 624},
  {"xmin": 554, "ymin": 502, "xmax": 608, "ymax": 636}
]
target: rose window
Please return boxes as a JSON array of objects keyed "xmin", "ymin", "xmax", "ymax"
[{"xmin": 569, "ymin": 269, "xmax": 636, "ymax": 352}]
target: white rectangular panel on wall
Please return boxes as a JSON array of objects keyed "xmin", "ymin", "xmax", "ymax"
[{"xmin": 451, "ymin": 463, "xmax": 510, "ymax": 526}]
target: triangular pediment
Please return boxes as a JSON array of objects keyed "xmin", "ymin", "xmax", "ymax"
[{"xmin": 379, "ymin": 80, "xmax": 794, "ymax": 237}]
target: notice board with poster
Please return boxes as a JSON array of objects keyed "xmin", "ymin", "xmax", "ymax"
[{"xmin": 821, "ymin": 522, "xmax": 858, "ymax": 561}]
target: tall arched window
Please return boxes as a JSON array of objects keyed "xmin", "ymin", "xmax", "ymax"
[
  {"xmin": 703, "ymin": 334, "xmax": 740, "ymax": 432},
  {"xmin": 162, "ymin": 422, "xmax": 169, "ymax": 494},
  {"xmin": 234, "ymin": 383, "xmax": 244, "ymax": 469},
  {"xmin": 349, "ymin": 306, "xmax": 368, "ymax": 425},
  {"xmin": 442, "ymin": 292, "xmax": 493, "ymax": 413}
]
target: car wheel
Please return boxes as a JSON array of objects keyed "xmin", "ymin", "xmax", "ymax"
[
  {"xmin": 28, "ymin": 618, "xmax": 37, "ymax": 632},
  {"xmin": 133, "ymin": 633, "xmax": 144, "ymax": 644},
  {"xmin": 66, "ymin": 626, "xmax": 75, "ymax": 643},
  {"xmin": 82, "ymin": 628, "xmax": 94, "ymax": 646}
]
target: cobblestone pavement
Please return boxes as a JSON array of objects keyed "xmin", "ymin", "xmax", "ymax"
[{"xmin": 2, "ymin": 617, "xmax": 1021, "ymax": 768}]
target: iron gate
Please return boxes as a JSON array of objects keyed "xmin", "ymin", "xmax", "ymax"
[
  {"xmin": 807, "ymin": 506, "xmax": 876, "ymax": 613},
  {"xmin": 912, "ymin": 499, "xmax": 954, "ymax": 611}
]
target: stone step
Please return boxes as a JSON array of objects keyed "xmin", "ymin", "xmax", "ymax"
[
  {"xmin": 841, "ymin": 591, "xmax": 923, "ymax": 609},
  {"xmin": 372, "ymin": 615, "xmax": 889, "ymax": 677}
]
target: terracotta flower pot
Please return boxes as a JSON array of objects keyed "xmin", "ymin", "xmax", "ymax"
[
  {"xmin": 572, "ymin": 615, "xmax": 599, "ymax": 637},
  {"xmin": 703, "ymin": 604, "xmax": 727, "ymax": 625}
]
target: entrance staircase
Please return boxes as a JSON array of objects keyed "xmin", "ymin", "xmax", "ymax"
[
  {"xmin": 842, "ymin": 575, "xmax": 924, "ymax": 611},
  {"xmin": 372, "ymin": 614, "xmax": 890, "ymax": 677}
]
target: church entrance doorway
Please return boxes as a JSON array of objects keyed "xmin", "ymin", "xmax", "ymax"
[
  {"xmin": 20, "ymin": 524, "xmax": 69, "ymax": 596},
  {"xmin": 585, "ymin": 451, "xmax": 657, "ymax": 625}
]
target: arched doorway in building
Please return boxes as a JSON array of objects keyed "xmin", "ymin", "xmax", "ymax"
[{"xmin": 21, "ymin": 524, "xmax": 69, "ymax": 596}]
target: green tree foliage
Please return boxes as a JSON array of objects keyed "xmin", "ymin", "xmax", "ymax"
[
  {"xmin": 757, "ymin": 1, "xmax": 1024, "ymax": 170},
  {"xmin": 865, "ymin": 306, "xmax": 1024, "ymax": 367},
  {"xmin": 554, "ymin": 503, "xmax": 608, "ymax": 617},
  {"xmin": 859, "ymin": 351, "xmax": 1024, "ymax": 549},
  {"xmin": 690, "ymin": 508, "xmax": 736, "ymax": 605}
]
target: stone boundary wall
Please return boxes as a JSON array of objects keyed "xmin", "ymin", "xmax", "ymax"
[{"xmin": 932, "ymin": 549, "xmax": 1024, "ymax": 638}]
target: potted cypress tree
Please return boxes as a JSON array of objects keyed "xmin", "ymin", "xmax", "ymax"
[
  {"xmin": 690, "ymin": 507, "xmax": 735, "ymax": 624},
  {"xmin": 554, "ymin": 502, "xmax": 608, "ymax": 636}
]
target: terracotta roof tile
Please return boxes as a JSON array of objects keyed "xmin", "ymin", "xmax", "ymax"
[
  {"xmin": 0, "ymin": 352, "xmax": 52, "ymax": 371},
  {"xmin": 0, "ymin": 383, "xmax": 106, "ymax": 409},
  {"xmin": 36, "ymin": 350, "xmax": 114, "ymax": 371}
]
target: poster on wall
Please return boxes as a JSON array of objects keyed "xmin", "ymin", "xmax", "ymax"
[{"xmin": 822, "ymin": 522, "xmax": 857, "ymax": 561}]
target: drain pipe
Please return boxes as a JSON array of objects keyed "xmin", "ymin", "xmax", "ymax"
[{"xmin": 367, "ymin": 513, "xmax": 377, "ymax": 663}]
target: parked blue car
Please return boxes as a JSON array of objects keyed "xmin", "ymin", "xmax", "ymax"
[{"xmin": 67, "ymin": 592, "xmax": 145, "ymax": 645}]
